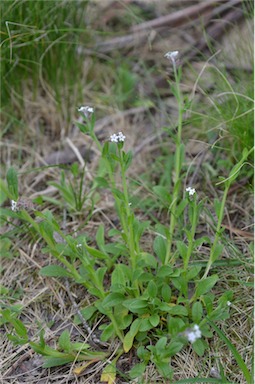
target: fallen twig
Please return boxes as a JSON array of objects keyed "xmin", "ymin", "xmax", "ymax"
[{"xmin": 64, "ymin": 279, "xmax": 107, "ymax": 349}]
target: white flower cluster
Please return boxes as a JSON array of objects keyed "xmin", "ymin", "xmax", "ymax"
[
  {"xmin": 78, "ymin": 105, "xmax": 94, "ymax": 118},
  {"xmin": 110, "ymin": 132, "xmax": 126, "ymax": 143},
  {"xmin": 11, "ymin": 200, "xmax": 18, "ymax": 212},
  {"xmin": 186, "ymin": 186, "xmax": 196, "ymax": 196},
  {"xmin": 164, "ymin": 50, "xmax": 179, "ymax": 65},
  {"xmin": 185, "ymin": 324, "xmax": 202, "ymax": 344}
]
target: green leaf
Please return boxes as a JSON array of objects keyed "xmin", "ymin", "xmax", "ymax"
[
  {"xmin": 123, "ymin": 150, "xmax": 133, "ymax": 171},
  {"xmin": 207, "ymin": 318, "xmax": 252, "ymax": 383},
  {"xmin": 95, "ymin": 177, "xmax": 109, "ymax": 188},
  {"xmin": 176, "ymin": 241, "xmax": 188, "ymax": 262},
  {"xmin": 172, "ymin": 378, "xmax": 225, "ymax": 383},
  {"xmin": 11, "ymin": 318, "xmax": 28, "ymax": 339},
  {"xmin": 6, "ymin": 167, "xmax": 19, "ymax": 200},
  {"xmin": 77, "ymin": 306, "xmax": 97, "ymax": 322},
  {"xmin": 101, "ymin": 293, "xmax": 125, "ymax": 308},
  {"xmin": 195, "ymin": 275, "xmax": 219, "ymax": 298},
  {"xmin": 96, "ymin": 225, "xmax": 105, "ymax": 250},
  {"xmin": 102, "ymin": 142, "xmax": 109, "ymax": 157},
  {"xmin": 192, "ymin": 338, "xmax": 205, "ymax": 356},
  {"xmin": 214, "ymin": 199, "xmax": 222, "ymax": 220},
  {"xmin": 71, "ymin": 342, "xmax": 90, "ymax": 351},
  {"xmin": 167, "ymin": 340, "xmax": 184, "ymax": 356},
  {"xmin": 161, "ymin": 284, "xmax": 171, "ymax": 302},
  {"xmin": 84, "ymin": 244, "xmax": 108, "ymax": 260},
  {"xmin": 75, "ymin": 121, "xmax": 90, "ymax": 135},
  {"xmin": 138, "ymin": 252, "xmax": 157, "ymax": 268},
  {"xmin": 153, "ymin": 186, "xmax": 171, "ymax": 206},
  {"xmin": 149, "ymin": 314, "xmax": 160, "ymax": 327},
  {"xmin": 111, "ymin": 188, "xmax": 124, "ymax": 201},
  {"xmin": 192, "ymin": 301, "xmax": 203, "ymax": 323},
  {"xmin": 101, "ymin": 323, "xmax": 115, "ymax": 342},
  {"xmin": 0, "ymin": 179, "xmax": 8, "ymax": 204},
  {"xmin": 43, "ymin": 356, "xmax": 74, "ymax": 368},
  {"xmin": 123, "ymin": 299, "xmax": 148, "ymax": 314},
  {"xmin": 123, "ymin": 318, "xmax": 142, "ymax": 353},
  {"xmin": 147, "ymin": 280, "xmax": 157, "ymax": 298},
  {"xmin": 129, "ymin": 362, "xmax": 146, "ymax": 379},
  {"xmin": 172, "ymin": 276, "xmax": 188, "ymax": 296},
  {"xmin": 176, "ymin": 199, "xmax": 188, "ymax": 217},
  {"xmin": 58, "ymin": 330, "xmax": 71, "ymax": 351},
  {"xmin": 211, "ymin": 243, "xmax": 224, "ymax": 263},
  {"xmin": 167, "ymin": 317, "xmax": 185, "ymax": 337},
  {"xmin": 153, "ymin": 236, "xmax": 167, "ymax": 263},
  {"xmin": 158, "ymin": 303, "xmax": 188, "ymax": 316},
  {"xmin": 111, "ymin": 264, "xmax": 131, "ymax": 291},
  {"xmin": 216, "ymin": 147, "xmax": 252, "ymax": 187},
  {"xmin": 157, "ymin": 361, "xmax": 173, "ymax": 379},
  {"xmin": 39, "ymin": 265, "xmax": 71, "ymax": 278},
  {"xmin": 95, "ymin": 267, "xmax": 107, "ymax": 286},
  {"xmin": 139, "ymin": 318, "xmax": 153, "ymax": 332},
  {"xmin": 7, "ymin": 334, "xmax": 28, "ymax": 345},
  {"xmin": 155, "ymin": 336, "xmax": 167, "ymax": 350},
  {"xmin": 0, "ymin": 238, "xmax": 12, "ymax": 259},
  {"xmin": 115, "ymin": 307, "xmax": 132, "ymax": 330},
  {"xmin": 186, "ymin": 266, "xmax": 202, "ymax": 281},
  {"xmin": 101, "ymin": 361, "xmax": 117, "ymax": 384},
  {"xmin": 157, "ymin": 265, "xmax": 174, "ymax": 278}
]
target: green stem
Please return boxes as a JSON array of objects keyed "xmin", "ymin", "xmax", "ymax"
[
  {"xmin": 119, "ymin": 149, "xmax": 137, "ymax": 270},
  {"xmin": 53, "ymin": 250, "xmax": 81, "ymax": 281},
  {"xmin": 202, "ymin": 184, "xmax": 229, "ymax": 279},
  {"xmin": 107, "ymin": 311, "xmax": 124, "ymax": 342},
  {"xmin": 165, "ymin": 66, "xmax": 183, "ymax": 265},
  {"xmin": 95, "ymin": 137, "xmax": 127, "ymax": 235},
  {"xmin": 184, "ymin": 203, "xmax": 197, "ymax": 270}
]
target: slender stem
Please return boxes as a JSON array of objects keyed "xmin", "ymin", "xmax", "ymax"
[
  {"xmin": 119, "ymin": 149, "xmax": 136, "ymax": 270},
  {"xmin": 165, "ymin": 66, "xmax": 183, "ymax": 265},
  {"xmin": 53, "ymin": 250, "xmax": 81, "ymax": 281},
  {"xmin": 107, "ymin": 311, "xmax": 124, "ymax": 342},
  {"xmin": 91, "ymin": 132, "xmax": 102, "ymax": 153},
  {"xmin": 202, "ymin": 185, "xmax": 229, "ymax": 279},
  {"xmin": 184, "ymin": 203, "xmax": 197, "ymax": 270}
]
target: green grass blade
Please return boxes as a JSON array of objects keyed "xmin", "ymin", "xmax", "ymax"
[
  {"xmin": 207, "ymin": 318, "xmax": 252, "ymax": 383},
  {"xmin": 172, "ymin": 378, "xmax": 227, "ymax": 383}
]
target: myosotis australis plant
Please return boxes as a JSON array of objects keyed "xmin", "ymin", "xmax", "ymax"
[{"xmin": 1, "ymin": 51, "xmax": 252, "ymax": 382}]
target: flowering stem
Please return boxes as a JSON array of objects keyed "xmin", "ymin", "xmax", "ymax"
[
  {"xmin": 184, "ymin": 202, "xmax": 198, "ymax": 271},
  {"xmin": 90, "ymin": 131, "xmax": 103, "ymax": 153},
  {"xmin": 202, "ymin": 184, "xmax": 229, "ymax": 279},
  {"xmin": 93, "ymin": 135, "xmax": 128, "ymax": 238},
  {"xmin": 119, "ymin": 149, "xmax": 136, "ymax": 265},
  {"xmin": 165, "ymin": 65, "xmax": 184, "ymax": 265}
]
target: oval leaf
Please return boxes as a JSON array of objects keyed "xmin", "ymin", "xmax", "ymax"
[
  {"xmin": 39, "ymin": 265, "xmax": 71, "ymax": 278},
  {"xmin": 195, "ymin": 275, "xmax": 219, "ymax": 298}
]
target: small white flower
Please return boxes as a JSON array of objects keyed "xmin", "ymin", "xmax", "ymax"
[
  {"xmin": 78, "ymin": 106, "xmax": 94, "ymax": 118},
  {"xmin": 185, "ymin": 324, "xmax": 202, "ymax": 344},
  {"xmin": 210, "ymin": 366, "xmax": 221, "ymax": 379},
  {"xmin": 164, "ymin": 50, "xmax": 179, "ymax": 64},
  {"xmin": 186, "ymin": 186, "xmax": 196, "ymax": 196},
  {"xmin": 110, "ymin": 131, "xmax": 126, "ymax": 143},
  {"xmin": 76, "ymin": 243, "xmax": 82, "ymax": 248},
  {"xmin": 110, "ymin": 133, "xmax": 119, "ymax": 143},
  {"xmin": 11, "ymin": 200, "xmax": 18, "ymax": 212},
  {"xmin": 117, "ymin": 131, "xmax": 126, "ymax": 142},
  {"xmin": 227, "ymin": 301, "xmax": 231, "ymax": 306}
]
